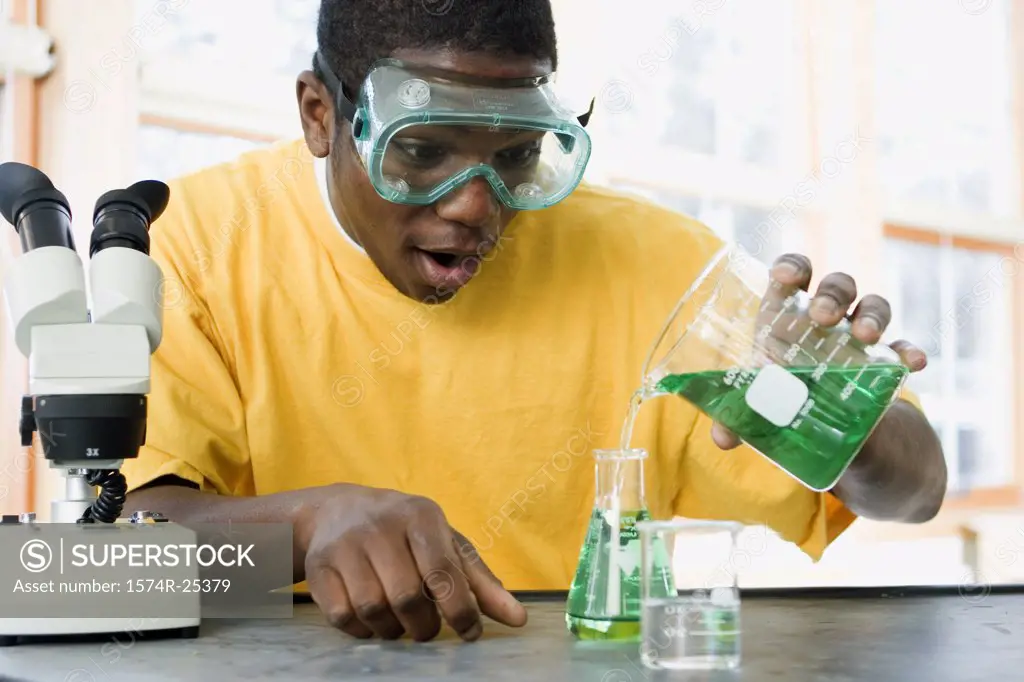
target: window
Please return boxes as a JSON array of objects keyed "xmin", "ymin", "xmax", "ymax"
[
  {"xmin": 137, "ymin": 0, "xmax": 319, "ymax": 77},
  {"xmin": 612, "ymin": 184, "xmax": 702, "ymax": 219},
  {"xmin": 730, "ymin": 203, "xmax": 800, "ymax": 266},
  {"xmin": 137, "ymin": 124, "xmax": 264, "ymax": 181},
  {"xmin": 613, "ymin": 183, "xmax": 803, "ymax": 266},
  {"xmin": 597, "ymin": 0, "xmax": 798, "ymax": 171},
  {"xmin": 884, "ymin": 236, "xmax": 1016, "ymax": 492},
  {"xmin": 135, "ymin": 0, "xmax": 315, "ymax": 140},
  {"xmin": 875, "ymin": 0, "xmax": 1016, "ymax": 215},
  {"xmin": 584, "ymin": 0, "xmax": 806, "ymax": 270},
  {"xmin": 873, "ymin": 0, "xmax": 1020, "ymax": 499}
]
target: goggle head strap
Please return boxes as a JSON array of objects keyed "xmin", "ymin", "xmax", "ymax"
[
  {"xmin": 577, "ymin": 98, "xmax": 595, "ymax": 128},
  {"xmin": 315, "ymin": 50, "xmax": 360, "ymax": 135},
  {"xmin": 315, "ymin": 50, "xmax": 596, "ymax": 132}
]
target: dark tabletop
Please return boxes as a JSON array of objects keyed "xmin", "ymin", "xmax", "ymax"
[{"xmin": 1, "ymin": 586, "xmax": 1021, "ymax": 681}]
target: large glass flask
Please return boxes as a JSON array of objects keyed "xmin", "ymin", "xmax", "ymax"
[
  {"xmin": 640, "ymin": 243, "xmax": 909, "ymax": 491},
  {"xmin": 565, "ymin": 449, "xmax": 674, "ymax": 640}
]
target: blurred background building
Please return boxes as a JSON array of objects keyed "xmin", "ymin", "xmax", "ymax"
[{"xmin": 1, "ymin": 0, "xmax": 1022, "ymax": 589}]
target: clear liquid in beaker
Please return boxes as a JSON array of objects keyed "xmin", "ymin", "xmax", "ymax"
[{"xmin": 641, "ymin": 590, "xmax": 741, "ymax": 670}]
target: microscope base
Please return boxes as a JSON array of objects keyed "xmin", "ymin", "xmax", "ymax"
[
  {"xmin": 0, "ymin": 617, "xmax": 200, "ymax": 646},
  {"xmin": 0, "ymin": 516, "xmax": 203, "ymax": 646}
]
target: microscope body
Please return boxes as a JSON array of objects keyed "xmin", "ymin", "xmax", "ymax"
[
  {"xmin": 0, "ymin": 163, "xmax": 201, "ymax": 644},
  {"xmin": 9, "ymin": 240, "xmax": 159, "ymax": 523}
]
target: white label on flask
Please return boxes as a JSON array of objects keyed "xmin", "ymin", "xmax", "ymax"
[{"xmin": 744, "ymin": 364, "xmax": 809, "ymax": 427}]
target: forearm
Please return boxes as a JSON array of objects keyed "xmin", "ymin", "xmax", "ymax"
[
  {"xmin": 124, "ymin": 483, "xmax": 341, "ymax": 583},
  {"xmin": 832, "ymin": 399, "xmax": 947, "ymax": 523}
]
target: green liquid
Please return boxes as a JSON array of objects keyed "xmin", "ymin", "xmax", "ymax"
[
  {"xmin": 656, "ymin": 364, "xmax": 907, "ymax": 490},
  {"xmin": 565, "ymin": 508, "xmax": 675, "ymax": 641}
]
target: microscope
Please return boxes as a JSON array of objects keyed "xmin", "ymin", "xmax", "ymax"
[{"xmin": 0, "ymin": 162, "xmax": 200, "ymax": 644}]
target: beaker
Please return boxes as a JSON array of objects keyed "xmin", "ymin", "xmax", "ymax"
[
  {"xmin": 641, "ymin": 242, "xmax": 909, "ymax": 491},
  {"xmin": 637, "ymin": 519, "xmax": 743, "ymax": 671},
  {"xmin": 565, "ymin": 449, "xmax": 675, "ymax": 640}
]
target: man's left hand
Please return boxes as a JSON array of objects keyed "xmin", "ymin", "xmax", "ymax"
[{"xmin": 712, "ymin": 252, "xmax": 928, "ymax": 450}]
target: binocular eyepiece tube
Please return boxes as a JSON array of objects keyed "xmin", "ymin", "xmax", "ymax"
[{"xmin": 0, "ymin": 161, "xmax": 170, "ymax": 257}]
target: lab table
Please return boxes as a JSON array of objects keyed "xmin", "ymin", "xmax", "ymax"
[{"xmin": 1, "ymin": 586, "xmax": 1021, "ymax": 681}]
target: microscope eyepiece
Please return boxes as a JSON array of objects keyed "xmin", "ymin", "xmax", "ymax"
[
  {"xmin": 126, "ymin": 180, "xmax": 170, "ymax": 223},
  {"xmin": 89, "ymin": 180, "xmax": 170, "ymax": 258},
  {"xmin": 0, "ymin": 162, "xmax": 77, "ymax": 253}
]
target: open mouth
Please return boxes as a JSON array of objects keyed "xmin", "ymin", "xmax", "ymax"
[
  {"xmin": 413, "ymin": 248, "xmax": 479, "ymax": 289},
  {"xmin": 423, "ymin": 251, "xmax": 459, "ymax": 268}
]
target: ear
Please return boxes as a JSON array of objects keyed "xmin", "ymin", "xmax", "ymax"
[{"xmin": 296, "ymin": 71, "xmax": 333, "ymax": 158}]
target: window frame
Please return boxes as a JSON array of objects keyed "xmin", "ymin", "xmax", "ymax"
[
  {"xmin": 138, "ymin": 55, "xmax": 299, "ymax": 141},
  {"xmin": 882, "ymin": 223, "xmax": 1024, "ymax": 494},
  {"xmin": 0, "ymin": 0, "xmax": 41, "ymax": 518},
  {"xmin": 872, "ymin": 0, "xmax": 1024, "ymax": 508},
  {"xmin": 139, "ymin": 113, "xmax": 281, "ymax": 144},
  {"xmin": 0, "ymin": 5, "xmax": 44, "ymax": 165},
  {"xmin": 0, "ymin": 13, "xmax": 53, "ymax": 78}
]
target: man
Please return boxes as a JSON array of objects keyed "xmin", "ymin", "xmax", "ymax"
[{"xmin": 123, "ymin": 0, "xmax": 947, "ymax": 643}]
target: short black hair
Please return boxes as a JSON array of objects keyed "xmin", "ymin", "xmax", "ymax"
[{"xmin": 313, "ymin": 0, "xmax": 558, "ymax": 94}]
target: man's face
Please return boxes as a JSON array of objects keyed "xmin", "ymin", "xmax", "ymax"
[{"xmin": 298, "ymin": 50, "xmax": 554, "ymax": 303}]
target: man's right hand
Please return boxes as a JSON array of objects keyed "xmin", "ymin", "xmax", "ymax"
[{"xmin": 296, "ymin": 485, "xmax": 528, "ymax": 642}]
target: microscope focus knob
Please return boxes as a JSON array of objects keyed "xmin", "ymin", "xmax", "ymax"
[{"xmin": 18, "ymin": 396, "xmax": 34, "ymax": 447}]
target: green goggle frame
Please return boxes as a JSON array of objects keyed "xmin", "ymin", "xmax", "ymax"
[{"xmin": 315, "ymin": 52, "xmax": 594, "ymax": 211}]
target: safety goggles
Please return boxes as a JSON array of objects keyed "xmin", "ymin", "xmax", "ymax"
[{"xmin": 315, "ymin": 53, "xmax": 593, "ymax": 211}]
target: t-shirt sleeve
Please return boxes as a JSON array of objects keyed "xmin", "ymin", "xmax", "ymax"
[
  {"xmin": 120, "ymin": 187, "xmax": 253, "ymax": 497},
  {"xmin": 672, "ymin": 410, "xmax": 857, "ymax": 561},
  {"xmin": 898, "ymin": 384, "xmax": 924, "ymax": 412}
]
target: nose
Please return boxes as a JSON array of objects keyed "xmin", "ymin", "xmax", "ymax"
[{"xmin": 433, "ymin": 176, "xmax": 501, "ymax": 229}]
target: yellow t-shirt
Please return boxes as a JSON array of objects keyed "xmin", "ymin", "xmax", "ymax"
[{"xmin": 122, "ymin": 138, "xmax": 857, "ymax": 590}]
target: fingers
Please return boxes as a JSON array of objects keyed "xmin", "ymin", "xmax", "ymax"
[
  {"xmin": 454, "ymin": 531, "xmax": 528, "ymax": 629},
  {"xmin": 306, "ymin": 564, "xmax": 374, "ymax": 639},
  {"xmin": 889, "ymin": 339, "xmax": 928, "ymax": 372},
  {"xmin": 711, "ymin": 422, "xmax": 742, "ymax": 450},
  {"xmin": 849, "ymin": 294, "xmax": 892, "ymax": 345},
  {"xmin": 767, "ymin": 258, "xmax": 894, "ymax": 346},
  {"xmin": 770, "ymin": 253, "xmax": 813, "ymax": 291},
  {"xmin": 406, "ymin": 517, "xmax": 485, "ymax": 641},
  {"xmin": 762, "ymin": 254, "xmax": 813, "ymax": 316},
  {"xmin": 365, "ymin": 535, "xmax": 443, "ymax": 642},
  {"xmin": 336, "ymin": 551, "xmax": 406, "ymax": 640},
  {"xmin": 810, "ymin": 272, "xmax": 857, "ymax": 326}
]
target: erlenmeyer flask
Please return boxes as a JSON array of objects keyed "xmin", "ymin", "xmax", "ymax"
[
  {"xmin": 566, "ymin": 448, "xmax": 675, "ymax": 640},
  {"xmin": 640, "ymin": 242, "xmax": 909, "ymax": 491}
]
